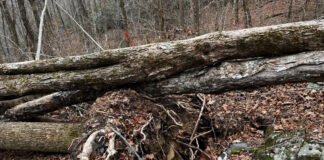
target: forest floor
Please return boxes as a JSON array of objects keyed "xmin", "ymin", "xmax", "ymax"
[{"xmin": 0, "ymin": 83, "xmax": 323, "ymax": 160}]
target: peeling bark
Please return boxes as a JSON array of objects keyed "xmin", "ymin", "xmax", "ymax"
[
  {"xmin": 0, "ymin": 20, "xmax": 323, "ymax": 99},
  {"xmin": 139, "ymin": 51, "xmax": 324, "ymax": 96}
]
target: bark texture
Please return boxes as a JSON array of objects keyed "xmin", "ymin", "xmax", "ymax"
[
  {"xmin": 0, "ymin": 94, "xmax": 44, "ymax": 114},
  {"xmin": 0, "ymin": 122, "xmax": 82, "ymax": 153},
  {"xmin": 2, "ymin": 20, "xmax": 324, "ymax": 75},
  {"xmin": 0, "ymin": 20, "xmax": 324, "ymax": 99},
  {"xmin": 139, "ymin": 51, "xmax": 324, "ymax": 96},
  {"xmin": 4, "ymin": 90, "xmax": 102, "ymax": 120}
]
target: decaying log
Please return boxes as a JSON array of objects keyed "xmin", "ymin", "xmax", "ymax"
[
  {"xmin": 139, "ymin": 51, "xmax": 324, "ymax": 96},
  {"xmin": 0, "ymin": 94, "xmax": 44, "ymax": 114},
  {"xmin": 0, "ymin": 122, "xmax": 82, "ymax": 153},
  {"xmin": 1, "ymin": 20, "xmax": 324, "ymax": 99},
  {"xmin": 4, "ymin": 90, "xmax": 102, "ymax": 120},
  {"xmin": 1, "ymin": 20, "xmax": 324, "ymax": 75},
  {"xmin": 3, "ymin": 51, "xmax": 324, "ymax": 121}
]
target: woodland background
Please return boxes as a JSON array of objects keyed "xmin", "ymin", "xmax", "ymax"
[{"xmin": 0, "ymin": 0, "xmax": 323, "ymax": 63}]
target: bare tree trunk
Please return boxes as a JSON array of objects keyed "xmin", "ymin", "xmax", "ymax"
[
  {"xmin": 158, "ymin": 0, "xmax": 165, "ymax": 37},
  {"xmin": 0, "ymin": 8, "xmax": 12, "ymax": 62},
  {"xmin": 79, "ymin": 0, "xmax": 90, "ymax": 26},
  {"xmin": 191, "ymin": 0, "xmax": 199, "ymax": 35},
  {"xmin": 179, "ymin": 0, "xmax": 186, "ymax": 27},
  {"xmin": 242, "ymin": 0, "xmax": 252, "ymax": 28},
  {"xmin": 222, "ymin": 1, "xmax": 230, "ymax": 30},
  {"xmin": 119, "ymin": 1, "xmax": 127, "ymax": 28},
  {"xmin": 0, "ymin": 20, "xmax": 324, "ymax": 99},
  {"xmin": 0, "ymin": 1, "xmax": 19, "ymax": 47},
  {"xmin": 0, "ymin": 122, "xmax": 82, "ymax": 153},
  {"xmin": 220, "ymin": 0, "xmax": 226, "ymax": 30},
  {"xmin": 215, "ymin": 0, "xmax": 220, "ymax": 31},
  {"xmin": 17, "ymin": 0, "xmax": 37, "ymax": 53},
  {"xmin": 314, "ymin": 0, "xmax": 319, "ymax": 19},
  {"xmin": 90, "ymin": 1, "xmax": 97, "ymax": 34},
  {"xmin": 288, "ymin": 0, "xmax": 293, "ymax": 20},
  {"xmin": 256, "ymin": 0, "xmax": 263, "ymax": 25},
  {"xmin": 302, "ymin": 0, "xmax": 310, "ymax": 21},
  {"xmin": 29, "ymin": 0, "xmax": 40, "ymax": 30},
  {"xmin": 233, "ymin": 0, "xmax": 239, "ymax": 25}
]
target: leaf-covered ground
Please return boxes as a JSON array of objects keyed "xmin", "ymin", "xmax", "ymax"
[{"xmin": 0, "ymin": 83, "xmax": 323, "ymax": 160}]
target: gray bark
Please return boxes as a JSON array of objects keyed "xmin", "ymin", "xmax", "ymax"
[
  {"xmin": 139, "ymin": 51, "xmax": 324, "ymax": 96},
  {"xmin": 0, "ymin": 94, "xmax": 44, "ymax": 114},
  {"xmin": 0, "ymin": 20, "xmax": 324, "ymax": 99},
  {"xmin": 4, "ymin": 90, "xmax": 102, "ymax": 120}
]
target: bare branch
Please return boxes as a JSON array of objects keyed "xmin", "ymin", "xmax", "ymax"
[{"xmin": 54, "ymin": 1, "xmax": 104, "ymax": 51}]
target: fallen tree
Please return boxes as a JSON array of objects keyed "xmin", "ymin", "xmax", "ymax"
[
  {"xmin": 139, "ymin": 51, "xmax": 324, "ymax": 96},
  {"xmin": 1, "ymin": 20, "xmax": 324, "ymax": 99},
  {"xmin": 3, "ymin": 51, "xmax": 324, "ymax": 121},
  {"xmin": 0, "ymin": 20, "xmax": 324, "ymax": 156}
]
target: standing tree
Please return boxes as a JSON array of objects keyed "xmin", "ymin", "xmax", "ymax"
[
  {"xmin": 158, "ymin": 0, "xmax": 165, "ymax": 38},
  {"xmin": 191, "ymin": 0, "xmax": 199, "ymax": 35},
  {"xmin": 288, "ymin": 0, "xmax": 293, "ymax": 20},
  {"xmin": 242, "ymin": 0, "xmax": 252, "ymax": 28},
  {"xmin": 0, "ymin": 1, "xmax": 19, "ymax": 47},
  {"xmin": 17, "ymin": 0, "xmax": 37, "ymax": 53},
  {"xmin": 233, "ymin": 0, "xmax": 239, "ymax": 25}
]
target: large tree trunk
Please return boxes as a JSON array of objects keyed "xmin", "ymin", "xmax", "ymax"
[
  {"xmin": 2, "ymin": 51, "xmax": 323, "ymax": 120},
  {"xmin": 138, "ymin": 51, "xmax": 324, "ymax": 96},
  {"xmin": 0, "ymin": 20, "xmax": 324, "ymax": 99},
  {"xmin": 0, "ymin": 122, "xmax": 82, "ymax": 153}
]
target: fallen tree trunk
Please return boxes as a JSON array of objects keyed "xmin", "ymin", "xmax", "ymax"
[
  {"xmin": 0, "ymin": 122, "xmax": 82, "ymax": 153},
  {"xmin": 139, "ymin": 51, "xmax": 324, "ymax": 96},
  {"xmin": 3, "ymin": 51, "xmax": 323, "ymax": 121},
  {"xmin": 0, "ymin": 94, "xmax": 44, "ymax": 114},
  {"xmin": 4, "ymin": 90, "xmax": 102, "ymax": 120},
  {"xmin": 1, "ymin": 20, "xmax": 324, "ymax": 99}
]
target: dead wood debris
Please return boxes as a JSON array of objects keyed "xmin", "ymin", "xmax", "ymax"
[
  {"xmin": 74, "ymin": 83, "xmax": 322, "ymax": 160},
  {"xmin": 0, "ymin": 83, "xmax": 322, "ymax": 160}
]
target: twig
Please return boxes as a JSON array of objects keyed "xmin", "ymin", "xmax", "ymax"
[
  {"xmin": 105, "ymin": 132, "xmax": 117, "ymax": 160},
  {"xmin": 140, "ymin": 116, "xmax": 153, "ymax": 142},
  {"xmin": 191, "ymin": 94, "xmax": 206, "ymax": 141},
  {"xmin": 35, "ymin": 0, "xmax": 48, "ymax": 60},
  {"xmin": 54, "ymin": 1, "xmax": 104, "ymax": 51},
  {"xmin": 110, "ymin": 127, "xmax": 142, "ymax": 160},
  {"xmin": 189, "ymin": 94, "xmax": 206, "ymax": 160},
  {"xmin": 68, "ymin": 137, "xmax": 79, "ymax": 150},
  {"xmin": 156, "ymin": 104, "xmax": 183, "ymax": 126},
  {"xmin": 176, "ymin": 140, "xmax": 211, "ymax": 159},
  {"xmin": 192, "ymin": 130, "xmax": 212, "ymax": 141}
]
